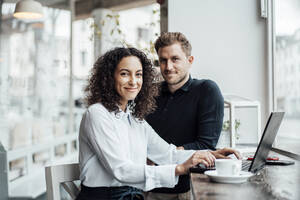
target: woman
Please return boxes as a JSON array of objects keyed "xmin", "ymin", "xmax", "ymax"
[{"xmin": 76, "ymin": 47, "xmax": 236, "ymax": 200}]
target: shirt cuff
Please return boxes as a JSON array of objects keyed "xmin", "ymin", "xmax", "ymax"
[{"xmin": 144, "ymin": 164, "xmax": 178, "ymax": 191}]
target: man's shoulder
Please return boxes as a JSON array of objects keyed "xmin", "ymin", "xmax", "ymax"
[
  {"xmin": 191, "ymin": 79, "xmax": 223, "ymax": 105},
  {"xmin": 191, "ymin": 79, "xmax": 220, "ymax": 91}
]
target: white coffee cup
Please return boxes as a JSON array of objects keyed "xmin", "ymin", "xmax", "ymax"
[{"xmin": 215, "ymin": 159, "xmax": 242, "ymax": 176}]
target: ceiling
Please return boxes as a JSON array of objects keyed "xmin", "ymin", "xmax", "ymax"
[{"xmin": 3, "ymin": 0, "xmax": 156, "ymax": 19}]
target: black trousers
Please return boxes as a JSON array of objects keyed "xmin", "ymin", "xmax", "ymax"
[{"xmin": 76, "ymin": 184, "xmax": 144, "ymax": 200}]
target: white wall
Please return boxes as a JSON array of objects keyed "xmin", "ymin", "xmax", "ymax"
[{"xmin": 169, "ymin": 0, "xmax": 269, "ymax": 122}]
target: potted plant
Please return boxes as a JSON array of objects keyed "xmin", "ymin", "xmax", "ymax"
[{"xmin": 217, "ymin": 119, "xmax": 241, "ymax": 148}]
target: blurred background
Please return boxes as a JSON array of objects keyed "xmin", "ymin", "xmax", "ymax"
[{"xmin": 0, "ymin": 0, "xmax": 299, "ymax": 199}]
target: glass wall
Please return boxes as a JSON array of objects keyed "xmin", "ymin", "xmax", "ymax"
[
  {"xmin": 0, "ymin": 5, "xmax": 95, "ymax": 187},
  {"xmin": 0, "ymin": 2, "xmax": 159, "ymax": 197},
  {"xmin": 0, "ymin": 5, "xmax": 72, "ymax": 152},
  {"xmin": 274, "ymin": 0, "xmax": 300, "ymax": 155},
  {"xmin": 0, "ymin": 4, "xmax": 97, "ymax": 147}
]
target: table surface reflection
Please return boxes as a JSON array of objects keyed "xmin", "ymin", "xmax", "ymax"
[{"xmin": 191, "ymin": 152, "xmax": 299, "ymax": 200}]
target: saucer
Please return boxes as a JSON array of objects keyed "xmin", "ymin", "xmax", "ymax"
[{"xmin": 204, "ymin": 170, "xmax": 254, "ymax": 184}]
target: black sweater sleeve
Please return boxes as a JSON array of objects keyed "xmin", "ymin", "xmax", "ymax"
[{"xmin": 183, "ymin": 80, "xmax": 224, "ymax": 150}]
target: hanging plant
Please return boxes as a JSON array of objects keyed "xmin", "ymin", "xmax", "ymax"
[{"xmin": 89, "ymin": 8, "xmax": 160, "ymax": 65}]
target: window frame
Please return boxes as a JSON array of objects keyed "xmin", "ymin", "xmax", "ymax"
[{"xmin": 268, "ymin": 0, "xmax": 300, "ymax": 158}]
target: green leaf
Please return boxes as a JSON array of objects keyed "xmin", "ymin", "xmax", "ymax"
[{"xmin": 153, "ymin": 9, "xmax": 159, "ymax": 14}]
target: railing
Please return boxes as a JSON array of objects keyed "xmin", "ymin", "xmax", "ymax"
[{"xmin": 0, "ymin": 134, "xmax": 78, "ymax": 199}]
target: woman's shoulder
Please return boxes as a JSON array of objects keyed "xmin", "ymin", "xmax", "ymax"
[
  {"xmin": 137, "ymin": 119, "xmax": 152, "ymax": 130},
  {"xmin": 86, "ymin": 103, "xmax": 111, "ymax": 117}
]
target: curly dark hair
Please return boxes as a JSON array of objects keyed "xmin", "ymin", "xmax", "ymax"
[{"xmin": 84, "ymin": 47, "xmax": 159, "ymax": 120}]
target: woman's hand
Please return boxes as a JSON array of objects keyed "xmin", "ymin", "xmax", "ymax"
[
  {"xmin": 175, "ymin": 151, "xmax": 216, "ymax": 175},
  {"xmin": 210, "ymin": 148, "xmax": 242, "ymax": 160},
  {"xmin": 176, "ymin": 146, "xmax": 184, "ymax": 150}
]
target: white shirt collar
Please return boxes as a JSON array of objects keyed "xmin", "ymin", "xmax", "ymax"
[{"xmin": 115, "ymin": 105, "xmax": 131, "ymax": 119}]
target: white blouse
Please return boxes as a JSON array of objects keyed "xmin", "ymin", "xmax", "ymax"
[{"xmin": 78, "ymin": 103, "xmax": 195, "ymax": 191}]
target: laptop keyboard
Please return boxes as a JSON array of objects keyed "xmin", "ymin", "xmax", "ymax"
[
  {"xmin": 242, "ymin": 160, "xmax": 251, "ymax": 171},
  {"xmin": 190, "ymin": 160, "xmax": 252, "ymax": 173}
]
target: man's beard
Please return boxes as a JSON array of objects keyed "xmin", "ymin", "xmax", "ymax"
[{"xmin": 163, "ymin": 72, "xmax": 188, "ymax": 86}]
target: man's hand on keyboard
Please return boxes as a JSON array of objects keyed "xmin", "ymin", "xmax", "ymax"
[{"xmin": 210, "ymin": 148, "xmax": 242, "ymax": 160}]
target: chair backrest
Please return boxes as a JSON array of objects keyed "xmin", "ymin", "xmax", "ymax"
[{"xmin": 45, "ymin": 163, "xmax": 80, "ymax": 200}]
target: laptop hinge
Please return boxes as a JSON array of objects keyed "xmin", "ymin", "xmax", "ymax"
[{"xmin": 252, "ymin": 164, "xmax": 265, "ymax": 174}]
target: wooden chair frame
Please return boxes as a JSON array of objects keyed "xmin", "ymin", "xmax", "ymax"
[{"xmin": 45, "ymin": 163, "xmax": 80, "ymax": 200}]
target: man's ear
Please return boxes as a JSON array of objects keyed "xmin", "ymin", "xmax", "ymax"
[{"xmin": 188, "ymin": 55, "xmax": 194, "ymax": 64}]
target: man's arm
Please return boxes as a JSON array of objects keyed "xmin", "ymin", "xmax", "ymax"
[{"xmin": 182, "ymin": 80, "xmax": 224, "ymax": 150}]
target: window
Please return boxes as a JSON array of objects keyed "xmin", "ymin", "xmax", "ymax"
[
  {"xmin": 0, "ymin": 2, "xmax": 158, "ymax": 198},
  {"xmin": 81, "ymin": 21, "xmax": 86, "ymax": 31},
  {"xmin": 0, "ymin": 6, "xmax": 73, "ymax": 151},
  {"xmin": 137, "ymin": 27, "xmax": 150, "ymax": 42},
  {"xmin": 81, "ymin": 50, "xmax": 87, "ymax": 66},
  {"xmin": 273, "ymin": 0, "xmax": 300, "ymax": 155}
]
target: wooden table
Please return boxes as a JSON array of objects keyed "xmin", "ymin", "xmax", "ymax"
[{"xmin": 191, "ymin": 153, "xmax": 299, "ymax": 200}]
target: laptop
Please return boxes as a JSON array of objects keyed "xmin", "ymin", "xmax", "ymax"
[
  {"xmin": 190, "ymin": 111, "xmax": 285, "ymax": 174},
  {"xmin": 242, "ymin": 111, "xmax": 284, "ymax": 173}
]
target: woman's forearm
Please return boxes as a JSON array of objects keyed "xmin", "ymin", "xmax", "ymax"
[{"xmin": 175, "ymin": 164, "xmax": 187, "ymax": 176}]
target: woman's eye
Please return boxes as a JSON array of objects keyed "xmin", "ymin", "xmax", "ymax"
[
  {"xmin": 136, "ymin": 73, "xmax": 143, "ymax": 77},
  {"xmin": 120, "ymin": 72, "xmax": 128, "ymax": 76}
]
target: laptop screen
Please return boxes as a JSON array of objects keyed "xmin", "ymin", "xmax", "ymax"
[{"xmin": 249, "ymin": 112, "xmax": 285, "ymax": 173}]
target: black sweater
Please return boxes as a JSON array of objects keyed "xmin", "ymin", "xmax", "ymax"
[{"xmin": 146, "ymin": 77, "xmax": 224, "ymax": 194}]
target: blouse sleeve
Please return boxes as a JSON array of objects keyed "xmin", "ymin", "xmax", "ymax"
[
  {"xmin": 143, "ymin": 121, "xmax": 195, "ymax": 166},
  {"xmin": 81, "ymin": 106, "xmax": 184, "ymax": 191}
]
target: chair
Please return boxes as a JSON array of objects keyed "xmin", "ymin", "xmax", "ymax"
[{"xmin": 45, "ymin": 163, "xmax": 80, "ymax": 200}]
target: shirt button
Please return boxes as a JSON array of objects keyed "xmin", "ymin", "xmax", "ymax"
[
  {"xmin": 170, "ymin": 96, "xmax": 174, "ymax": 100},
  {"xmin": 163, "ymin": 108, "xmax": 167, "ymax": 111}
]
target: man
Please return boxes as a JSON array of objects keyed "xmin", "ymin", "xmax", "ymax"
[{"xmin": 146, "ymin": 32, "xmax": 225, "ymax": 200}]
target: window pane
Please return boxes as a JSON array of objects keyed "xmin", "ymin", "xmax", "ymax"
[
  {"xmin": 0, "ymin": 6, "xmax": 73, "ymax": 152},
  {"xmin": 274, "ymin": 0, "xmax": 300, "ymax": 154},
  {"xmin": 73, "ymin": 18, "xmax": 94, "ymax": 133}
]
